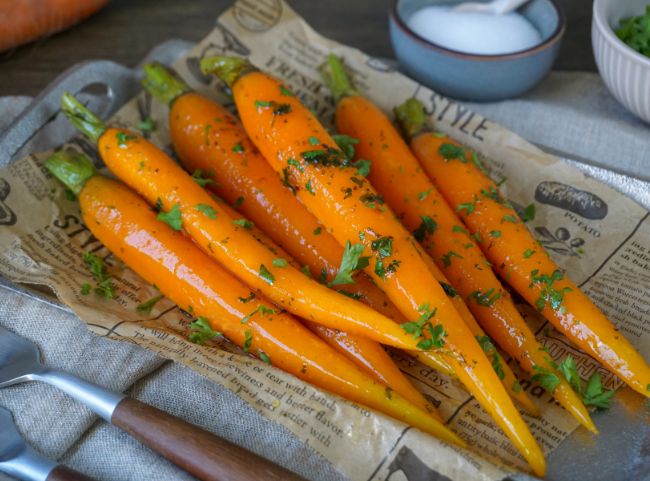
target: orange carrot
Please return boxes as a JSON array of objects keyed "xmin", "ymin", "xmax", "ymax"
[
  {"xmin": 59, "ymin": 92, "xmax": 427, "ymax": 352},
  {"xmin": 45, "ymin": 151, "xmax": 463, "ymax": 446},
  {"xmin": 401, "ymin": 97, "xmax": 650, "ymax": 401},
  {"xmin": 324, "ymin": 58, "xmax": 595, "ymax": 431},
  {"xmin": 141, "ymin": 63, "xmax": 445, "ymax": 417},
  {"xmin": 202, "ymin": 56, "xmax": 546, "ymax": 476},
  {"xmin": 0, "ymin": 0, "xmax": 109, "ymax": 52}
]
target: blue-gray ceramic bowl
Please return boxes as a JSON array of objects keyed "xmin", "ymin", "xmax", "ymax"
[{"xmin": 389, "ymin": 0, "xmax": 566, "ymax": 101}]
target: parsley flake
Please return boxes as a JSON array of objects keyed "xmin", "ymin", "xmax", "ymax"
[
  {"xmin": 259, "ymin": 264, "xmax": 275, "ymax": 285},
  {"xmin": 330, "ymin": 241, "xmax": 370, "ymax": 286},
  {"xmin": 195, "ymin": 203, "xmax": 217, "ymax": 219},
  {"xmin": 157, "ymin": 203, "xmax": 183, "ymax": 231},
  {"xmin": 272, "ymin": 258, "xmax": 288, "ymax": 268},
  {"xmin": 136, "ymin": 294, "xmax": 164, "ymax": 313},
  {"xmin": 232, "ymin": 218, "xmax": 254, "ymax": 229},
  {"xmin": 191, "ymin": 169, "xmax": 214, "ymax": 187},
  {"xmin": 189, "ymin": 317, "xmax": 221, "ymax": 345},
  {"xmin": 413, "ymin": 215, "xmax": 438, "ymax": 241}
]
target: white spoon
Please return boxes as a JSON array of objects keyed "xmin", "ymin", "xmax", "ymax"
[{"xmin": 453, "ymin": 0, "xmax": 530, "ymax": 14}]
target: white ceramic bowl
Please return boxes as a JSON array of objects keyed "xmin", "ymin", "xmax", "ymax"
[{"xmin": 592, "ymin": 0, "xmax": 650, "ymax": 124}]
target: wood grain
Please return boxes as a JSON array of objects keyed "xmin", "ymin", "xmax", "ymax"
[
  {"xmin": 46, "ymin": 465, "xmax": 96, "ymax": 481},
  {"xmin": 0, "ymin": 0, "xmax": 594, "ymax": 97},
  {"xmin": 111, "ymin": 397, "xmax": 307, "ymax": 481}
]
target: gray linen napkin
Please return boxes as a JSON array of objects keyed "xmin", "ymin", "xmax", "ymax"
[{"xmin": 0, "ymin": 70, "xmax": 648, "ymax": 481}]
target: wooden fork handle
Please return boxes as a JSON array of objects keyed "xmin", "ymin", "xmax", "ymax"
[
  {"xmin": 111, "ymin": 397, "xmax": 306, "ymax": 481},
  {"xmin": 46, "ymin": 465, "xmax": 96, "ymax": 481}
]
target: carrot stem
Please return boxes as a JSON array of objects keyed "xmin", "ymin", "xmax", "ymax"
[
  {"xmin": 45, "ymin": 150, "xmax": 96, "ymax": 194},
  {"xmin": 394, "ymin": 98, "xmax": 428, "ymax": 139},
  {"xmin": 142, "ymin": 62, "xmax": 192, "ymax": 106},
  {"xmin": 60, "ymin": 92, "xmax": 106, "ymax": 143},
  {"xmin": 320, "ymin": 54, "xmax": 358, "ymax": 102},
  {"xmin": 200, "ymin": 56, "xmax": 257, "ymax": 88}
]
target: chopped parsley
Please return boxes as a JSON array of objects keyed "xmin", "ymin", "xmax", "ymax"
[
  {"xmin": 352, "ymin": 159, "xmax": 371, "ymax": 177},
  {"xmin": 502, "ymin": 214, "xmax": 519, "ymax": 223},
  {"xmin": 272, "ymin": 258, "xmax": 288, "ymax": 268},
  {"xmin": 259, "ymin": 264, "xmax": 274, "ymax": 285},
  {"xmin": 476, "ymin": 335, "xmax": 505, "ymax": 380},
  {"xmin": 615, "ymin": 7, "xmax": 650, "ymax": 58},
  {"xmin": 232, "ymin": 142, "xmax": 245, "ymax": 153},
  {"xmin": 418, "ymin": 189, "xmax": 432, "ymax": 201},
  {"xmin": 558, "ymin": 356, "xmax": 615, "ymax": 409},
  {"xmin": 234, "ymin": 196, "xmax": 245, "ymax": 207},
  {"xmin": 191, "ymin": 169, "xmax": 214, "ymax": 187},
  {"xmin": 442, "ymin": 250, "xmax": 463, "ymax": 267},
  {"xmin": 243, "ymin": 329, "xmax": 253, "ymax": 353},
  {"xmin": 305, "ymin": 179, "xmax": 315, "ymax": 195},
  {"xmin": 80, "ymin": 283, "xmax": 91, "ymax": 295},
  {"xmin": 523, "ymin": 249, "xmax": 536, "ymax": 259},
  {"xmin": 439, "ymin": 281, "xmax": 458, "ymax": 298},
  {"xmin": 490, "ymin": 230, "xmax": 502, "ymax": 238},
  {"xmin": 456, "ymin": 198, "xmax": 476, "ymax": 215},
  {"xmin": 468, "ymin": 288, "xmax": 502, "ymax": 307},
  {"xmin": 530, "ymin": 269, "xmax": 572, "ymax": 312},
  {"xmin": 481, "ymin": 186, "xmax": 506, "ymax": 204},
  {"xmin": 279, "ymin": 85, "xmax": 295, "ymax": 97},
  {"xmin": 116, "ymin": 131, "xmax": 137, "ymax": 147},
  {"xmin": 232, "ymin": 218, "xmax": 254, "ymax": 229},
  {"xmin": 287, "ymin": 158, "xmax": 304, "ymax": 172},
  {"xmin": 258, "ymin": 350, "xmax": 272, "ymax": 365},
  {"xmin": 452, "ymin": 225, "xmax": 468, "ymax": 234},
  {"xmin": 313, "ymin": 226, "xmax": 322, "ymax": 236},
  {"xmin": 531, "ymin": 365, "xmax": 561, "ymax": 392},
  {"xmin": 330, "ymin": 241, "xmax": 370, "ymax": 286},
  {"xmin": 136, "ymin": 294, "xmax": 164, "ymax": 313},
  {"xmin": 374, "ymin": 258, "xmax": 400, "ymax": 280},
  {"xmin": 401, "ymin": 304, "xmax": 446, "ymax": 350},
  {"xmin": 308, "ymin": 136, "xmax": 320, "ymax": 146},
  {"xmin": 195, "ymin": 203, "xmax": 217, "ymax": 219},
  {"xmin": 157, "ymin": 203, "xmax": 183, "ymax": 231},
  {"xmin": 301, "ymin": 147, "xmax": 349, "ymax": 168},
  {"xmin": 371, "ymin": 236, "xmax": 393, "ymax": 258},
  {"xmin": 413, "ymin": 215, "xmax": 438, "ymax": 241},
  {"xmin": 438, "ymin": 143, "xmax": 467, "ymax": 162},
  {"xmin": 241, "ymin": 304, "xmax": 275, "ymax": 324},
  {"xmin": 255, "ymin": 100, "xmax": 292, "ymax": 115},
  {"xmin": 332, "ymin": 134, "xmax": 359, "ymax": 160},
  {"xmin": 360, "ymin": 192, "xmax": 384, "ymax": 209},
  {"xmin": 238, "ymin": 292, "xmax": 256, "ymax": 303},
  {"xmin": 189, "ymin": 317, "xmax": 221, "ymax": 345},
  {"xmin": 521, "ymin": 203, "xmax": 536, "ymax": 222}
]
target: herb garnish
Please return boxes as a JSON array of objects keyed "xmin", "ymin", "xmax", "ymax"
[
  {"xmin": 502, "ymin": 214, "xmax": 519, "ymax": 223},
  {"xmin": 371, "ymin": 236, "xmax": 393, "ymax": 258},
  {"xmin": 558, "ymin": 356, "xmax": 616, "ymax": 409},
  {"xmin": 301, "ymin": 147, "xmax": 349, "ymax": 168},
  {"xmin": 83, "ymin": 252, "xmax": 115, "ymax": 299},
  {"xmin": 521, "ymin": 203, "xmax": 536, "ymax": 222},
  {"xmin": 137, "ymin": 117, "xmax": 156, "ymax": 132},
  {"xmin": 523, "ymin": 249, "xmax": 536, "ymax": 259},
  {"xmin": 332, "ymin": 134, "xmax": 359, "ymax": 160},
  {"xmin": 439, "ymin": 282, "xmax": 458, "ymax": 298},
  {"xmin": 258, "ymin": 350, "xmax": 272, "ymax": 365},
  {"xmin": 272, "ymin": 258, "xmax": 288, "ymax": 267},
  {"xmin": 116, "ymin": 131, "xmax": 136, "ymax": 147},
  {"xmin": 136, "ymin": 294, "xmax": 164, "ymax": 313},
  {"xmin": 530, "ymin": 269, "xmax": 572, "ymax": 312},
  {"xmin": 232, "ymin": 218, "xmax": 254, "ymax": 229},
  {"xmin": 352, "ymin": 159, "xmax": 371, "ymax": 177},
  {"xmin": 234, "ymin": 196, "xmax": 245, "ymax": 207},
  {"xmin": 243, "ymin": 329, "xmax": 253, "ymax": 353},
  {"xmin": 468, "ymin": 288, "xmax": 502, "ymax": 307},
  {"xmin": 490, "ymin": 230, "xmax": 502, "ymax": 238},
  {"xmin": 305, "ymin": 179, "xmax": 315, "ymax": 195},
  {"xmin": 238, "ymin": 292, "xmax": 256, "ymax": 303},
  {"xmin": 438, "ymin": 143, "xmax": 467, "ymax": 162},
  {"xmin": 259, "ymin": 264, "xmax": 275, "ymax": 285},
  {"xmin": 279, "ymin": 85, "xmax": 295, "ymax": 97},
  {"xmin": 189, "ymin": 317, "xmax": 221, "ymax": 345},
  {"xmin": 359, "ymin": 193, "xmax": 384, "ymax": 209},
  {"xmin": 418, "ymin": 189, "xmax": 432, "ymax": 201},
  {"xmin": 241, "ymin": 304, "xmax": 275, "ymax": 324},
  {"xmin": 195, "ymin": 203, "xmax": 217, "ymax": 219},
  {"xmin": 157, "ymin": 203, "xmax": 183, "ymax": 231},
  {"xmin": 287, "ymin": 158, "xmax": 304, "ymax": 172},
  {"xmin": 616, "ymin": 7, "xmax": 650, "ymax": 58},
  {"xmin": 413, "ymin": 215, "xmax": 437, "ymax": 241},
  {"xmin": 191, "ymin": 169, "xmax": 214, "ymax": 187},
  {"xmin": 330, "ymin": 241, "xmax": 370, "ymax": 286},
  {"xmin": 401, "ymin": 304, "xmax": 446, "ymax": 350},
  {"xmin": 313, "ymin": 226, "xmax": 322, "ymax": 235},
  {"xmin": 456, "ymin": 198, "xmax": 477, "ymax": 215},
  {"xmin": 476, "ymin": 335, "xmax": 505, "ymax": 380},
  {"xmin": 442, "ymin": 250, "xmax": 463, "ymax": 267},
  {"xmin": 232, "ymin": 142, "xmax": 245, "ymax": 153}
]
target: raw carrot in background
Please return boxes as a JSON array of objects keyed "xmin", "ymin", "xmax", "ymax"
[
  {"xmin": 322, "ymin": 56, "xmax": 595, "ymax": 430},
  {"xmin": 45, "ymin": 151, "xmax": 463, "ymax": 446},
  {"xmin": 58, "ymin": 92, "xmax": 427, "ymax": 352},
  {"xmin": 141, "ymin": 63, "xmax": 454, "ymax": 399},
  {"xmin": 399, "ymin": 97, "xmax": 650, "ymax": 400},
  {"xmin": 201, "ymin": 56, "xmax": 546, "ymax": 476},
  {"xmin": 0, "ymin": 0, "xmax": 109, "ymax": 52}
]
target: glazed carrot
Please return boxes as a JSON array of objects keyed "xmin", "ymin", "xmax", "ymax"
[
  {"xmin": 0, "ymin": 0, "xmax": 109, "ymax": 52},
  {"xmin": 59, "ymin": 93, "xmax": 426, "ymax": 352},
  {"xmin": 45, "ymin": 151, "xmax": 463, "ymax": 446},
  {"xmin": 217, "ymin": 193, "xmax": 443, "ymax": 420},
  {"xmin": 323, "ymin": 56, "xmax": 595, "ymax": 430},
  {"xmin": 141, "ymin": 63, "xmax": 448, "ymax": 416},
  {"xmin": 399, "ymin": 97, "xmax": 650, "ymax": 400},
  {"xmin": 202, "ymin": 56, "xmax": 546, "ymax": 476}
]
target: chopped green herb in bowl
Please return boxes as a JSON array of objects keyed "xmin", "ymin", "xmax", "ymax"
[{"xmin": 615, "ymin": 5, "xmax": 650, "ymax": 58}]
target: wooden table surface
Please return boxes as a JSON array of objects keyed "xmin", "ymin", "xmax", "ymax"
[{"xmin": 0, "ymin": 0, "xmax": 595, "ymax": 97}]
